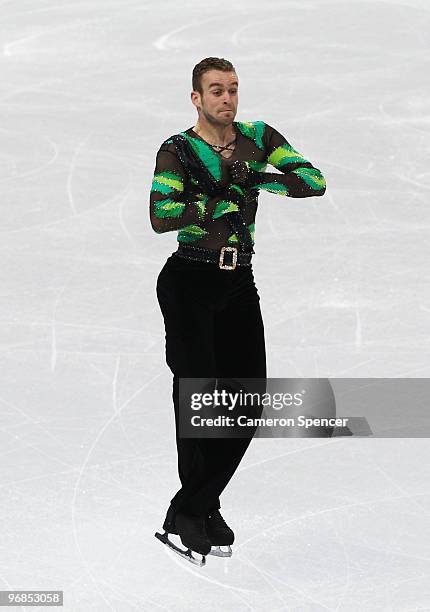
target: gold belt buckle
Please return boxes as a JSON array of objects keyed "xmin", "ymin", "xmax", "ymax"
[{"xmin": 219, "ymin": 246, "xmax": 238, "ymax": 270}]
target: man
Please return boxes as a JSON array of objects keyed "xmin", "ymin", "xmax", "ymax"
[{"xmin": 151, "ymin": 57, "xmax": 326, "ymax": 566}]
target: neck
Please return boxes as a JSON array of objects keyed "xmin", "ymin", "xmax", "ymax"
[{"xmin": 193, "ymin": 117, "xmax": 236, "ymax": 145}]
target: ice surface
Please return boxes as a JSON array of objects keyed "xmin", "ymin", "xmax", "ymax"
[{"xmin": 1, "ymin": 0, "xmax": 429, "ymax": 609}]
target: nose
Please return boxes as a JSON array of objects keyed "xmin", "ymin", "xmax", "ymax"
[{"xmin": 222, "ymin": 92, "xmax": 234, "ymax": 104}]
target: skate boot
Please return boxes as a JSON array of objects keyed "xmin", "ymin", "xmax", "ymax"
[
  {"xmin": 155, "ymin": 511, "xmax": 211, "ymax": 566},
  {"xmin": 162, "ymin": 505, "xmax": 178, "ymax": 535},
  {"xmin": 206, "ymin": 509, "xmax": 234, "ymax": 557},
  {"xmin": 175, "ymin": 512, "xmax": 211, "ymax": 556}
]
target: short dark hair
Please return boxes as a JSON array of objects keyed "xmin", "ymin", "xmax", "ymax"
[{"xmin": 192, "ymin": 57, "xmax": 236, "ymax": 96}]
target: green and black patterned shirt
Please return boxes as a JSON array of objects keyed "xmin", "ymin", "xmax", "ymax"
[{"xmin": 150, "ymin": 121, "xmax": 326, "ymax": 250}]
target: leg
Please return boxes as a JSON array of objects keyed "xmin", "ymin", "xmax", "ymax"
[
  {"xmin": 156, "ymin": 258, "xmax": 218, "ymax": 563},
  {"xmin": 181, "ymin": 268, "xmax": 267, "ymax": 514},
  {"xmin": 156, "ymin": 259, "xmax": 219, "ymax": 517}
]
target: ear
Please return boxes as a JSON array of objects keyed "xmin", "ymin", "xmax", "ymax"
[{"xmin": 190, "ymin": 91, "xmax": 198, "ymax": 105}]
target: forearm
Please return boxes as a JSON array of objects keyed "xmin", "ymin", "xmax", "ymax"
[
  {"xmin": 150, "ymin": 188, "xmax": 241, "ymax": 234},
  {"xmin": 246, "ymin": 123, "xmax": 327, "ymax": 198},
  {"xmin": 150, "ymin": 195, "xmax": 206, "ymax": 234},
  {"xmin": 248, "ymin": 166, "xmax": 326, "ymax": 198}
]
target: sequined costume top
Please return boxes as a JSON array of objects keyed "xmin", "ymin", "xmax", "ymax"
[{"xmin": 149, "ymin": 121, "xmax": 326, "ymax": 250}]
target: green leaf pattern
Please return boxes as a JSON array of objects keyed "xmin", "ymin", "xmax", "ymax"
[
  {"xmin": 151, "ymin": 170, "xmax": 184, "ymax": 195},
  {"xmin": 213, "ymin": 200, "xmax": 239, "ymax": 219},
  {"xmin": 228, "ymin": 222, "xmax": 255, "ymax": 245},
  {"xmin": 156, "ymin": 120, "xmax": 324, "ymax": 243},
  {"xmin": 154, "ymin": 197, "xmax": 186, "ymax": 218},
  {"xmin": 267, "ymin": 143, "xmax": 306, "ymax": 169},
  {"xmin": 177, "ymin": 225, "xmax": 208, "ymax": 243}
]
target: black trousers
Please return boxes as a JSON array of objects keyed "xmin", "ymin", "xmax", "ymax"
[{"xmin": 156, "ymin": 252, "xmax": 267, "ymax": 518}]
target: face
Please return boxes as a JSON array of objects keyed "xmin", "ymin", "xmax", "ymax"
[{"xmin": 192, "ymin": 69, "xmax": 238, "ymax": 125}]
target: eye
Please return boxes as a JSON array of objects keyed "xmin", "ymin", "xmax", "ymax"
[{"xmin": 213, "ymin": 89, "xmax": 237, "ymax": 96}]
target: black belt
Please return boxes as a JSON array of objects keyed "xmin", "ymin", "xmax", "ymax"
[{"xmin": 174, "ymin": 244, "xmax": 253, "ymax": 270}]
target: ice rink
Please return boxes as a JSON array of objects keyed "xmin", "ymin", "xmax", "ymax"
[{"xmin": 1, "ymin": 0, "xmax": 430, "ymax": 609}]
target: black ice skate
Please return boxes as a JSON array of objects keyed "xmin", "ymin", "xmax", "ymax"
[
  {"xmin": 206, "ymin": 509, "xmax": 234, "ymax": 557},
  {"xmin": 155, "ymin": 511, "xmax": 211, "ymax": 567},
  {"xmin": 162, "ymin": 504, "xmax": 178, "ymax": 535}
]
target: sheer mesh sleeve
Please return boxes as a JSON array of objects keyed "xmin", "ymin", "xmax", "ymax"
[
  {"xmin": 248, "ymin": 123, "xmax": 326, "ymax": 198},
  {"xmin": 149, "ymin": 144, "xmax": 235, "ymax": 235}
]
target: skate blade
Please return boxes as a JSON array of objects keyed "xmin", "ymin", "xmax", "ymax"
[
  {"xmin": 155, "ymin": 531, "xmax": 206, "ymax": 567},
  {"xmin": 209, "ymin": 545, "xmax": 232, "ymax": 557}
]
